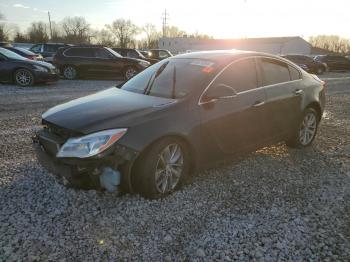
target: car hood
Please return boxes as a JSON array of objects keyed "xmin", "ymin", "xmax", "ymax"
[
  {"xmin": 13, "ymin": 58, "xmax": 55, "ymax": 69},
  {"xmin": 42, "ymin": 87, "xmax": 175, "ymax": 134}
]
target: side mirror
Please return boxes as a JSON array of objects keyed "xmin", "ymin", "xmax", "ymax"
[{"xmin": 203, "ymin": 84, "xmax": 237, "ymax": 103}]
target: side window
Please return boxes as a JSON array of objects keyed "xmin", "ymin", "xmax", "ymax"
[
  {"xmin": 127, "ymin": 50, "xmax": 138, "ymax": 58},
  {"xmin": 95, "ymin": 48, "xmax": 113, "ymax": 59},
  {"xmin": 159, "ymin": 50, "xmax": 169, "ymax": 59},
  {"xmin": 64, "ymin": 48, "xmax": 94, "ymax": 57},
  {"xmin": 30, "ymin": 44, "xmax": 42, "ymax": 53},
  {"xmin": 289, "ymin": 65, "xmax": 301, "ymax": 80},
  {"xmin": 261, "ymin": 58, "xmax": 291, "ymax": 86},
  {"xmin": 213, "ymin": 58, "xmax": 258, "ymax": 93}
]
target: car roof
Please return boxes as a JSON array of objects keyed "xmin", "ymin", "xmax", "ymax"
[{"xmin": 173, "ymin": 50, "xmax": 282, "ymax": 62}]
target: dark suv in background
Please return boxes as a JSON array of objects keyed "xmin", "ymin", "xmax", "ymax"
[
  {"xmin": 314, "ymin": 55, "xmax": 350, "ymax": 71},
  {"xmin": 147, "ymin": 49, "xmax": 173, "ymax": 61},
  {"xmin": 112, "ymin": 48, "xmax": 158, "ymax": 64},
  {"xmin": 282, "ymin": 55, "xmax": 327, "ymax": 74},
  {"xmin": 53, "ymin": 45, "xmax": 150, "ymax": 80},
  {"xmin": 30, "ymin": 43, "xmax": 70, "ymax": 63}
]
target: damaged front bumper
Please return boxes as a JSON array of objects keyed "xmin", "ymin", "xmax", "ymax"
[{"xmin": 32, "ymin": 128, "xmax": 139, "ymax": 193}]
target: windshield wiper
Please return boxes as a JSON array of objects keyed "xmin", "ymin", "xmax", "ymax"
[{"xmin": 144, "ymin": 61, "xmax": 169, "ymax": 95}]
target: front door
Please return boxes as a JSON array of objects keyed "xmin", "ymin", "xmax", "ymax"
[{"xmin": 199, "ymin": 57, "xmax": 268, "ymax": 156}]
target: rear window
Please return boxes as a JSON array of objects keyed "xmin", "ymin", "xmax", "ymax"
[
  {"xmin": 64, "ymin": 48, "xmax": 95, "ymax": 57},
  {"xmin": 261, "ymin": 58, "xmax": 291, "ymax": 86}
]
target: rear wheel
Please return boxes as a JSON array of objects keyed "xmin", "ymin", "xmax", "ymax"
[
  {"xmin": 286, "ymin": 108, "xmax": 319, "ymax": 148},
  {"xmin": 132, "ymin": 138, "xmax": 190, "ymax": 198},
  {"xmin": 62, "ymin": 65, "xmax": 77, "ymax": 80},
  {"xmin": 14, "ymin": 69, "xmax": 34, "ymax": 87},
  {"xmin": 124, "ymin": 66, "xmax": 137, "ymax": 80}
]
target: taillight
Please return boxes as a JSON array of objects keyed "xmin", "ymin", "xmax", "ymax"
[{"xmin": 28, "ymin": 55, "xmax": 36, "ymax": 60}]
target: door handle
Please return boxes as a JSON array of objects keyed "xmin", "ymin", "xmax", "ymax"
[
  {"xmin": 295, "ymin": 89, "xmax": 303, "ymax": 95},
  {"xmin": 252, "ymin": 101, "xmax": 265, "ymax": 107}
]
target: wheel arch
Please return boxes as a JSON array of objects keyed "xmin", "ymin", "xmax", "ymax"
[
  {"xmin": 131, "ymin": 133, "xmax": 198, "ymax": 175},
  {"xmin": 305, "ymin": 101, "xmax": 322, "ymax": 121}
]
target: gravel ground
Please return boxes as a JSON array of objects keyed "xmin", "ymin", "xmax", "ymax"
[{"xmin": 0, "ymin": 77, "xmax": 349, "ymax": 261}]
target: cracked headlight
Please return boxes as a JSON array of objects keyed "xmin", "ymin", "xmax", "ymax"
[{"xmin": 57, "ymin": 129, "xmax": 127, "ymax": 158}]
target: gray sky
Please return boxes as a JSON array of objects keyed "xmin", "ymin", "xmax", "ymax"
[{"xmin": 1, "ymin": 0, "xmax": 350, "ymax": 39}]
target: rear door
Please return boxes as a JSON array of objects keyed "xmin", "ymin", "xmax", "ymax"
[
  {"xmin": 257, "ymin": 57, "xmax": 303, "ymax": 140},
  {"xmin": 199, "ymin": 57, "xmax": 268, "ymax": 155}
]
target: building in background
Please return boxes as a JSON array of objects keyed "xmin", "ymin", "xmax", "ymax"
[{"xmin": 159, "ymin": 36, "xmax": 311, "ymax": 55}]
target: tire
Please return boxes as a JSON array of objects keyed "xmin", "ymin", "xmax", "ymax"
[
  {"xmin": 132, "ymin": 137, "xmax": 190, "ymax": 199},
  {"xmin": 62, "ymin": 65, "xmax": 77, "ymax": 80},
  {"xmin": 124, "ymin": 66, "xmax": 138, "ymax": 80},
  {"xmin": 286, "ymin": 108, "xmax": 319, "ymax": 148},
  {"xmin": 14, "ymin": 69, "xmax": 34, "ymax": 87}
]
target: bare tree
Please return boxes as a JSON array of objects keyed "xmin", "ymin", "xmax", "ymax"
[
  {"xmin": 143, "ymin": 23, "xmax": 160, "ymax": 48},
  {"xmin": 13, "ymin": 30, "xmax": 30, "ymax": 42},
  {"xmin": 94, "ymin": 29, "xmax": 115, "ymax": 46},
  {"xmin": 0, "ymin": 12, "xmax": 10, "ymax": 41},
  {"xmin": 167, "ymin": 26, "xmax": 186, "ymax": 38},
  {"xmin": 27, "ymin": 22, "xmax": 49, "ymax": 43},
  {"xmin": 107, "ymin": 19, "xmax": 138, "ymax": 48},
  {"xmin": 62, "ymin": 16, "xmax": 91, "ymax": 44},
  {"xmin": 309, "ymin": 35, "xmax": 350, "ymax": 54}
]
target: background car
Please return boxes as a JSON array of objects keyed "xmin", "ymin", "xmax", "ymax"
[
  {"xmin": 112, "ymin": 48, "xmax": 158, "ymax": 64},
  {"xmin": 53, "ymin": 45, "xmax": 150, "ymax": 80},
  {"xmin": 282, "ymin": 54, "xmax": 327, "ymax": 74},
  {"xmin": 148, "ymin": 49, "xmax": 173, "ymax": 61},
  {"xmin": 3, "ymin": 46, "xmax": 43, "ymax": 61},
  {"xmin": 0, "ymin": 47, "xmax": 59, "ymax": 87},
  {"xmin": 314, "ymin": 55, "xmax": 350, "ymax": 71},
  {"xmin": 30, "ymin": 43, "xmax": 70, "ymax": 63},
  {"xmin": 34, "ymin": 51, "xmax": 326, "ymax": 198}
]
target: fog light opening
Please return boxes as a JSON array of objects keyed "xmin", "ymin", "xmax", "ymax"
[{"xmin": 99, "ymin": 167, "xmax": 121, "ymax": 193}]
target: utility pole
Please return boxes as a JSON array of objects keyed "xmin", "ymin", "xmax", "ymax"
[
  {"xmin": 48, "ymin": 11, "xmax": 53, "ymax": 41},
  {"xmin": 162, "ymin": 9, "xmax": 169, "ymax": 37}
]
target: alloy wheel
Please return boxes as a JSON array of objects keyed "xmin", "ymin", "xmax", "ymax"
[
  {"xmin": 299, "ymin": 112, "xmax": 317, "ymax": 146},
  {"xmin": 155, "ymin": 143, "xmax": 184, "ymax": 194},
  {"xmin": 63, "ymin": 66, "xmax": 76, "ymax": 79},
  {"xmin": 15, "ymin": 69, "xmax": 33, "ymax": 86}
]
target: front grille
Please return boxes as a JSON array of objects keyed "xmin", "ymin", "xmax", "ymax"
[{"xmin": 41, "ymin": 120, "xmax": 80, "ymax": 141}]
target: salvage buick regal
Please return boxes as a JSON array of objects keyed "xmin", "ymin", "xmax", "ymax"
[{"xmin": 33, "ymin": 50, "xmax": 326, "ymax": 198}]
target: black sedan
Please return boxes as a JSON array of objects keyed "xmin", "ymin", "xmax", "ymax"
[
  {"xmin": 34, "ymin": 51, "xmax": 326, "ymax": 198},
  {"xmin": 0, "ymin": 47, "xmax": 59, "ymax": 86},
  {"xmin": 3, "ymin": 46, "xmax": 44, "ymax": 61},
  {"xmin": 282, "ymin": 54, "xmax": 327, "ymax": 74}
]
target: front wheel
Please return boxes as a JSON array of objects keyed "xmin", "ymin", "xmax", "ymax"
[
  {"xmin": 286, "ymin": 108, "xmax": 319, "ymax": 148},
  {"xmin": 132, "ymin": 138, "xmax": 190, "ymax": 199},
  {"xmin": 124, "ymin": 66, "xmax": 138, "ymax": 80},
  {"xmin": 14, "ymin": 69, "xmax": 34, "ymax": 87}
]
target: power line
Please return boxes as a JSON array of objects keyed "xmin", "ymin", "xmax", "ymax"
[{"xmin": 162, "ymin": 9, "xmax": 169, "ymax": 37}]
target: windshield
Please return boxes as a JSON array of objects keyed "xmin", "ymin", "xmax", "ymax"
[
  {"xmin": 121, "ymin": 58, "xmax": 217, "ymax": 99},
  {"xmin": 0, "ymin": 47, "xmax": 26, "ymax": 60},
  {"xmin": 106, "ymin": 47, "xmax": 123, "ymax": 58}
]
